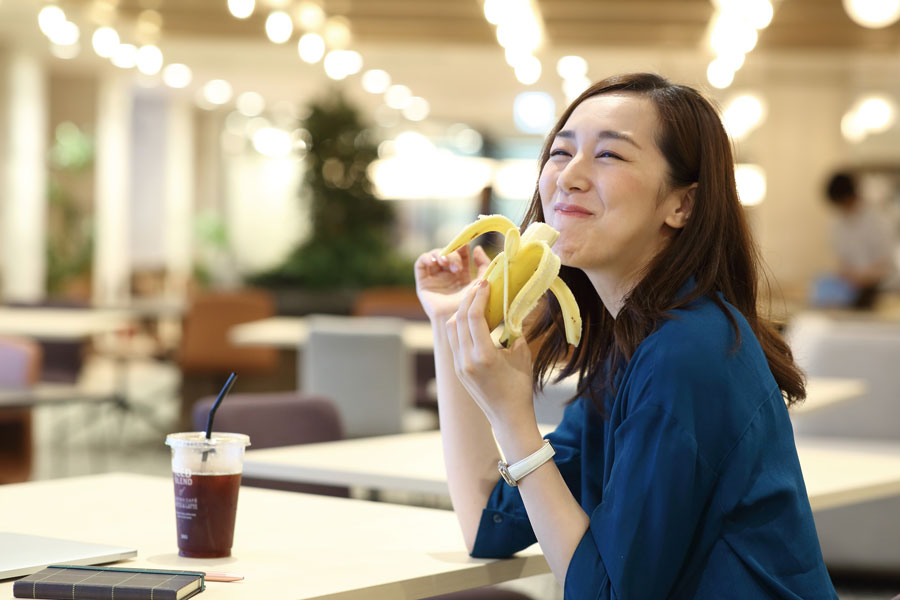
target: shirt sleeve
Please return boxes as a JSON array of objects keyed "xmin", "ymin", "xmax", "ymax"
[
  {"xmin": 470, "ymin": 397, "xmax": 587, "ymax": 559},
  {"xmin": 565, "ymin": 404, "xmax": 717, "ymax": 599}
]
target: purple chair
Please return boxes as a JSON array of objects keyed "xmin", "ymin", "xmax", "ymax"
[
  {"xmin": 0, "ymin": 336, "xmax": 42, "ymax": 483},
  {"xmin": 191, "ymin": 392, "xmax": 348, "ymax": 497}
]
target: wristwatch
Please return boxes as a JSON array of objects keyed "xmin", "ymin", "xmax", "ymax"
[{"xmin": 498, "ymin": 441, "xmax": 555, "ymax": 487}]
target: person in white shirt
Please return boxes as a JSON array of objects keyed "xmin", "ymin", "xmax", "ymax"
[{"xmin": 824, "ymin": 172, "xmax": 896, "ymax": 308}]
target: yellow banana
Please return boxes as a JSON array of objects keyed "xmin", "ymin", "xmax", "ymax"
[{"xmin": 441, "ymin": 214, "xmax": 582, "ymax": 347}]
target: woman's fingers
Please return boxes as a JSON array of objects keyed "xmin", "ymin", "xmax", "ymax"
[
  {"xmin": 465, "ymin": 279, "xmax": 494, "ymax": 358},
  {"xmin": 454, "ymin": 281, "xmax": 479, "ymax": 353}
]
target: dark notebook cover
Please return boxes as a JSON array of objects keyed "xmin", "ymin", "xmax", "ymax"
[{"xmin": 13, "ymin": 565, "xmax": 205, "ymax": 600}]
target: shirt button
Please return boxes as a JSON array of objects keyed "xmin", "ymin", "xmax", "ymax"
[{"xmin": 492, "ymin": 514, "xmax": 503, "ymax": 524}]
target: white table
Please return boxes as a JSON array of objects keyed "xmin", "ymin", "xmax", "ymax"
[
  {"xmin": 0, "ymin": 473, "xmax": 548, "ymax": 599},
  {"xmin": 796, "ymin": 437, "xmax": 900, "ymax": 512},
  {"xmin": 792, "ymin": 377, "xmax": 866, "ymax": 415},
  {"xmin": 244, "ymin": 429, "xmax": 900, "ymax": 513},
  {"xmin": 229, "ymin": 316, "xmax": 434, "ymax": 353},
  {"xmin": 0, "ymin": 383, "xmax": 116, "ymax": 408},
  {"xmin": 0, "ymin": 308, "xmax": 132, "ymax": 341}
]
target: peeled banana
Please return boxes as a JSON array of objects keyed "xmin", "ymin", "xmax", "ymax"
[{"xmin": 441, "ymin": 214, "xmax": 582, "ymax": 347}]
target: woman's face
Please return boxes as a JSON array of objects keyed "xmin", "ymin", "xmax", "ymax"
[{"xmin": 539, "ymin": 92, "xmax": 689, "ymax": 284}]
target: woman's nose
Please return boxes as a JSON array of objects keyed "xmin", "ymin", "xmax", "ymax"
[{"xmin": 557, "ymin": 154, "xmax": 591, "ymax": 193}]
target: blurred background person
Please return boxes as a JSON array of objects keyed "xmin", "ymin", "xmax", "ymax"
[{"xmin": 815, "ymin": 171, "xmax": 898, "ymax": 309}]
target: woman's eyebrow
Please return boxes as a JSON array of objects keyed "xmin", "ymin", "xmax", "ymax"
[{"xmin": 555, "ymin": 129, "xmax": 642, "ymax": 150}]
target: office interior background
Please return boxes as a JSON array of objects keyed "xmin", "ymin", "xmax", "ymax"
[{"xmin": 1, "ymin": 0, "xmax": 900, "ymax": 598}]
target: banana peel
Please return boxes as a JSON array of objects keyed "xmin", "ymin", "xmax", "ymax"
[{"xmin": 441, "ymin": 214, "xmax": 582, "ymax": 347}]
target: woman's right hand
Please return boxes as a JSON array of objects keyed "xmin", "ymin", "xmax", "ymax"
[{"xmin": 415, "ymin": 244, "xmax": 491, "ymax": 324}]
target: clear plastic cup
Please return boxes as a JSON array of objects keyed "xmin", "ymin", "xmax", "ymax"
[{"xmin": 165, "ymin": 432, "xmax": 251, "ymax": 558}]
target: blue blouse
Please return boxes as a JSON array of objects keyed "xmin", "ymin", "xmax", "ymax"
[{"xmin": 471, "ymin": 293, "xmax": 837, "ymax": 599}]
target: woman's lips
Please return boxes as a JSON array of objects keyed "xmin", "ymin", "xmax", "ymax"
[{"xmin": 553, "ymin": 202, "xmax": 593, "ymax": 216}]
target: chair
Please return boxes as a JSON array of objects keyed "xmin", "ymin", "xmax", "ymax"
[
  {"xmin": 300, "ymin": 315, "xmax": 414, "ymax": 438},
  {"xmin": 785, "ymin": 311, "xmax": 900, "ymax": 440},
  {"xmin": 353, "ymin": 287, "xmax": 436, "ymax": 411},
  {"xmin": 178, "ymin": 288, "xmax": 280, "ymax": 427},
  {"xmin": 785, "ymin": 312, "xmax": 900, "ymax": 575},
  {"xmin": 7, "ymin": 299, "xmax": 86, "ymax": 383},
  {"xmin": 0, "ymin": 336, "xmax": 42, "ymax": 484},
  {"xmin": 191, "ymin": 392, "xmax": 347, "ymax": 497},
  {"xmin": 352, "ymin": 286, "xmax": 427, "ymax": 321}
]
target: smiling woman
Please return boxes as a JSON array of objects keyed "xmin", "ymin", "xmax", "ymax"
[{"xmin": 415, "ymin": 73, "xmax": 838, "ymax": 599}]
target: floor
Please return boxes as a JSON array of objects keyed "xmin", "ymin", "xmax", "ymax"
[{"xmin": 21, "ymin": 358, "xmax": 900, "ymax": 600}]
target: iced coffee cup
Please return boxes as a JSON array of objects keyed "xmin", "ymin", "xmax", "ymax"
[{"xmin": 165, "ymin": 432, "xmax": 251, "ymax": 558}]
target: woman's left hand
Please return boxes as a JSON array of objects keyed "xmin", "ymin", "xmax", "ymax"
[{"xmin": 445, "ymin": 278, "xmax": 536, "ymax": 430}]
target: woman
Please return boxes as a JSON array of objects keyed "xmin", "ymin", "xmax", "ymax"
[{"xmin": 414, "ymin": 73, "xmax": 837, "ymax": 598}]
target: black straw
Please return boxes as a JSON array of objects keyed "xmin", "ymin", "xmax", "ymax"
[{"xmin": 205, "ymin": 372, "xmax": 237, "ymax": 440}]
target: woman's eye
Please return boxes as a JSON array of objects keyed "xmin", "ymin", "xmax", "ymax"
[
  {"xmin": 549, "ymin": 149, "xmax": 570, "ymax": 157},
  {"xmin": 597, "ymin": 151, "xmax": 621, "ymax": 159}
]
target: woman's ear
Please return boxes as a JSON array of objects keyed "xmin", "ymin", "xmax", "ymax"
[{"xmin": 664, "ymin": 183, "xmax": 696, "ymax": 229}]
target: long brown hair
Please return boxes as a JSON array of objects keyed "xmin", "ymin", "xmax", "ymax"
[{"xmin": 525, "ymin": 73, "xmax": 806, "ymax": 408}]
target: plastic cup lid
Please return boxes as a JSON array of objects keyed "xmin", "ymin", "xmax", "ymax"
[{"xmin": 165, "ymin": 432, "xmax": 250, "ymax": 448}]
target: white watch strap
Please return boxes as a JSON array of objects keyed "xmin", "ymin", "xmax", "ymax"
[{"xmin": 500, "ymin": 441, "xmax": 555, "ymax": 486}]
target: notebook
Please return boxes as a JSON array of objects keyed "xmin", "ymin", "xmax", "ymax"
[
  {"xmin": 13, "ymin": 565, "xmax": 204, "ymax": 600},
  {"xmin": 0, "ymin": 532, "xmax": 137, "ymax": 580}
]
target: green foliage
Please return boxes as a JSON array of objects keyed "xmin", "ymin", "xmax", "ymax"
[
  {"xmin": 46, "ymin": 122, "xmax": 94, "ymax": 296},
  {"xmin": 251, "ymin": 91, "xmax": 414, "ymax": 290}
]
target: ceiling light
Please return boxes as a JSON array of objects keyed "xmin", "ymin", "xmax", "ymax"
[
  {"xmin": 735, "ymin": 164, "xmax": 766, "ymax": 206},
  {"xmin": 296, "ymin": 2, "xmax": 325, "ymax": 30},
  {"xmin": 38, "ymin": 5, "xmax": 66, "ymax": 37},
  {"xmin": 203, "ymin": 80, "xmax": 233, "ymax": 105},
  {"xmin": 297, "ymin": 33, "xmax": 325, "ymax": 63},
  {"xmin": 556, "ymin": 55, "xmax": 587, "ymax": 80},
  {"xmin": 136, "ymin": 9, "xmax": 162, "ymax": 40},
  {"xmin": 842, "ymin": 0, "xmax": 900, "ymax": 28},
  {"xmin": 513, "ymin": 91, "xmax": 555, "ymax": 134},
  {"xmin": 710, "ymin": 16, "xmax": 758, "ymax": 55},
  {"xmin": 505, "ymin": 47, "xmax": 531, "ymax": 68},
  {"xmin": 111, "ymin": 43, "xmax": 137, "ymax": 69},
  {"xmin": 706, "ymin": 58, "xmax": 735, "ymax": 89},
  {"xmin": 237, "ymin": 91, "xmax": 265, "ymax": 117},
  {"xmin": 483, "ymin": 0, "xmax": 505, "ymax": 25},
  {"xmin": 856, "ymin": 95, "xmax": 895, "ymax": 133},
  {"xmin": 723, "ymin": 94, "xmax": 766, "ymax": 139},
  {"xmin": 49, "ymin": 21, "xmax": 79, "ymax": 46},
  {"xmin": 361, "ymin": 69, "xmax": 391, "ymax": 94},
  {"xmin": 252, "ymin": 127, "xmax": 293, "ymax": 158},
  {"xmin": 324, "ymin": 16, "xmax": 352, "ymax": 48},
  {"xmin": 841, "ymin": 111, "xmax": 867, "ymax": 143},
  {"xmin": 265, "ymin": 11, "xmax": 293, "ymax": 43},
  {"xmin": 228, "ymin": 0, "xmax": 255, "ymax": 19},
  {"xmin": 163, "ymin": 63, "xmax": 192, "ymax": 88},
  {"xmin": 514, "ymin": 56, "xmax": 542, "ymax": 85},
  {"xmin": 385, "ymin": 85, "xmax": 412, "ymax": 110},
  {"xmin": 402, "ymin": 97, "xmax": 430, "ymax": 121},
  {"xmin": 496, "ymin": 18, "xmax": 540, "ymax": 53},
  {"xmin": 323, "ymin": 50, "xmax": 362, "ymax": 80},
  {"xmin": 746, "ymin": 0, "xmax": 774, "ymax": 29},
  {"xmin": 136, "ymin": 45, "xmax": 163, "ymax": 75},
  {"xmin": 91, "ymin": 27, "xmax": 119, "ymax": 57}
]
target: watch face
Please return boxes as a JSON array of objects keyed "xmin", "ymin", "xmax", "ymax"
[{"xmin": 498, "ymin": 461, "xmax": 517, "ymax": 487}]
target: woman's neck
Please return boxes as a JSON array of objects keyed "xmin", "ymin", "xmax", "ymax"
[{"xmin": 584, "ymin": 270, "xmax": 638, "ymax": 319}]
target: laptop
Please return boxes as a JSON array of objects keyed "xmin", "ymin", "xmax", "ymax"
[{"xmin": 0, "ymin": 532, "xmax": 137, "ymax": 580}]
